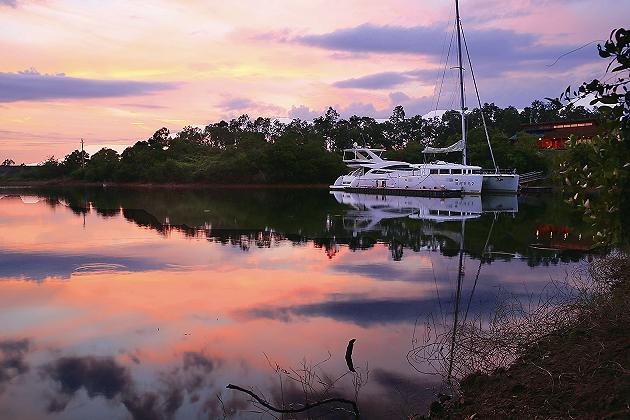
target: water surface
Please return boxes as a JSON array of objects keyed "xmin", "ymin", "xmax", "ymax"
[{"xmin": 0, "ymin": 187, "xmax": 594, "ymax": 419}]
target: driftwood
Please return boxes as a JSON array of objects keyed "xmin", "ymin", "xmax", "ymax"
[
  {"xmin": 226, "ymin": 384, "xmax": 360, "ymax": 418},
  {"xmin": 345, "ymin": 338, "xmax": 356, "ymax": 372}
]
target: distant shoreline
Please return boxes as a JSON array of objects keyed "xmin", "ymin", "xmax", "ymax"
[{"xmin": 0, "ymin": 180, "xmax": 330, "ymax": 190}]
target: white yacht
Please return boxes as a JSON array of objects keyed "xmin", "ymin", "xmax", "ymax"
[
  {"xmin": 330, "ymin": 145, "xmax": 483, "ymax": 195},
  {"xmin": 330, "ymin": 0, "xmax": 494, "ymax": 196},
  {"xmin": 331, "ymin": 0, "xmax": 521, "ymax": 195}
]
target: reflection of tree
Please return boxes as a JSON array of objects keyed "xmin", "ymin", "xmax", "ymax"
[{"xmin": 21, "ymin": 187, "xmax": 598, "ymax": 265}]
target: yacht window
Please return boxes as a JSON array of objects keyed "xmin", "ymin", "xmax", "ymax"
[
  {"xmin": 430, "ymin": 169, "xmax": 438, "ymax": 174},
  {"xmin": 439, "ymin": 169, "xmax": 449, "ymax": 175},
  {"xmin": 349, "ymin": 168, "xmax": 364, "ymax": 176},
  {"xmin": 356, "ymin": 151, "xmax": 372, "ymax": 160},
  {"xmin": 371, "ymin": 170, "xmax": 387, "ymax": 174},
  {"xmin": 383, "ymin": 165, "xmax": 414, "ymax": 171},
  {"xmin": 452, "ymin": 169, "xmax": 462, "ymax": 174},
  {"xmin": 473, "ymin": 170, "xmax": 481, "ymax": 174}
]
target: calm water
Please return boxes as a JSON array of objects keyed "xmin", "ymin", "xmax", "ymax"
[{"xmin": 0, "ymin": 187, "xmax": 594, "ymax": 419}]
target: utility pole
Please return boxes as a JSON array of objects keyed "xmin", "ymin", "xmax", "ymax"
[{"xmin": 81, "ymin": 138, "xmax": 85, "ymax": 169}]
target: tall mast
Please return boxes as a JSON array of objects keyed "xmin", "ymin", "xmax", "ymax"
[{"xmin": 455, "ymin": 0, "xmax": 467, "ymax": 165}]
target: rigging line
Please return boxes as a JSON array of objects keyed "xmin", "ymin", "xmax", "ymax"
[
  {"xmin": 430, "ymin": 6, "xmax": 455, "ymax": 113},
  {"xmin": 430, "ymin": 255, "xmax": 444, "ymax": 320},
  {"xmin": 463, "ymin": 214, "xmax": 496, "ymax": 325},
  {"xmin": 447, "ymin": 219, "xmax": 466, "ymax": 384},
  {"xmin": 461, "ymin": 25, "xmax": 498, "ymax": 172},
  {"xmin": 433, "ymin": 20, "xmax": 457, "ymax": 116},
  {"xmin": 445, "ymin": 62, "xmax": 458, "ymax": 112},
  {"xmin": 546, "ymin": 39, "xmax": 604, "ymax": 68}
]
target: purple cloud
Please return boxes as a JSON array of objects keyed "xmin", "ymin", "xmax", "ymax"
[
  {"xmin": 288, "ymin": 102, "xmax": 391, "ymax": 120},
  {"xmin": 0, "ymin": 0, "xmax": 17, "ymax": 8},
  {"xmin": 320, "ymin": 22, "xmax": 605, "ymax": 111},
  {"xmin": 287, "ymin": 105, "xmax": 320, "ymax": 120},
  {"xmin": 217, "ymin": 97, "xmax": 257, "ymax": 111},
  {"xmin": 0, "ymin": 69, "xmax": 177, "ymax": 102},
  {"xmin": 388, "ymin": 93, "xmax": 435, "ymax": 116},
  {"xmin": 294, "ymin": 23, "xmax": 596, "ymax": 71},
  {"xmin": 297, "ymin": 24, "xmax": 443, "ymax": 55},
  {"xmin": 333, "ymin": 72, "xmax": 411, "ymax": 89},
  {"xmin": 334, "ymin": 68, "xmax": 438, "ymax": 90},
  {"xmin": 216, "ymin": 96, "xmax": 284, "ymax": 116},
  {"xmin": 340, "ymin": 102, "xmax": 388, "ymax": 118}
]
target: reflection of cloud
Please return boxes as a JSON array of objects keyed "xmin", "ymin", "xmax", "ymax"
[
  {"xmin": 372, "ymin": 368, "xmax": 439, "ymax": 415},
  {"xmin": 0, "ymin": 339, "xmax": 30, "ymax": 392},
  {"xmin": 331, "ymin": 262, "xmax": 422, "ymax": 282},
  {"xmin": 243, "ymin": 286, "xmax": 509, "ymax": 327},
  {"xmin": 246, "ymin": 297, "xmax": 436, "ymax": 326},
  {"xmin": 44, "ymin": 356, "xmax": 131, "ymax": 409},
  {"xmin": 42, "ymin": 351, "xmax": 221, "ymax": 419},
  {"xmin": 0, "ymin": 250, "xmax": 163, "ymax": 281}
]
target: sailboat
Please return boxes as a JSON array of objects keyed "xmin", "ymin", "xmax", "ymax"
[
  {"xmin": 331, "ymin": 0, "xmax": 522, "ymax": 196},
  {"xmin": 422, "ymin": 0, "xmax": 520, "ymax": 193}
]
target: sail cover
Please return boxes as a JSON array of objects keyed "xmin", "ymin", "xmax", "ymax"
[{"xmin": 422, "ymin": 139, "xmax": 464, "ymax": 154}]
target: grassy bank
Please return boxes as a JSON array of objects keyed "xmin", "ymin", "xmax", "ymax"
[{"xmin": 428, "ymin": 253, "xmax": 630, "ymax": 419}]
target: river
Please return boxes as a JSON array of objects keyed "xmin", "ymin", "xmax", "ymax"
[{"xmin": 0, "ymin": 187, "xmax": 596, "ymax": 419}]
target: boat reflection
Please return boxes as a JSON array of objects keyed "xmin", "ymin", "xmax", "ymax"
[{"xmin": 331, "ymin": 192, "xmax": 518, "ymax": 234}]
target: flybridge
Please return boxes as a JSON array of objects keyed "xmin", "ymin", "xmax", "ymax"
[{"xmin": 341, "ymin": 145, "xmax": 386, "ymax": 167}]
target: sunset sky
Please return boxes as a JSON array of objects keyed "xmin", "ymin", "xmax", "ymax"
[{"xmin": 1, "ymin": 0, "xmax": 628, "ymax": 163}]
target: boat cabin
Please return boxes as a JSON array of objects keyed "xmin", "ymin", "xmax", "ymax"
[{"xmin": 364, "ymin": 161, "xmax": 481, "ymax": 176}]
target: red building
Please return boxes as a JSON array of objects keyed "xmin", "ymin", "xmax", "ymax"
[{"xmin": 521, "ymin": 119, "xmax": 599, "ymax": 149}]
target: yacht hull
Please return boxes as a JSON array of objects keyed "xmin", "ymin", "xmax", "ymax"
[
  {"xmin": 482, "ymin": 173, "xmax": 520, "ymax": 193},
  {"xmin": 342, "ymin": 186, "xmax": 462, "ymax": 197},
  {"xmin": 331, "ymin": 173, "xmax": 483, "ymax": 195}
]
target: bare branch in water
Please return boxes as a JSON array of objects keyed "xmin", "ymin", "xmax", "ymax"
[{"xmin": 226, "ymin": 384, "xmax": 360, "ymax": 418}]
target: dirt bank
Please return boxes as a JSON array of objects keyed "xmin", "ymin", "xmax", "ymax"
[{"xmin": 430, "ymin": 254, "xmax": 630, "ymax": 419}]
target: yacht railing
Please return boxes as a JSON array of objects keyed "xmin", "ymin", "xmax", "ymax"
[{"xmin": 481, "ymin": 169, "xmax": 518, "ymax": 175}]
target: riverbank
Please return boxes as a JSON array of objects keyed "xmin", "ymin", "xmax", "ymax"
[
  {"xmin": 428, "ymin": 253, "xmax": 630, "ymax": 419},
  {"xmin": 0, "ymin": 179, "xmax": 330, "ymax": 190}
]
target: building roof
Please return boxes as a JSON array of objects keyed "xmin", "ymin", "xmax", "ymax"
[{"xmin": 521, "ymin": 119, "xmax": 599, "ymax": 139}]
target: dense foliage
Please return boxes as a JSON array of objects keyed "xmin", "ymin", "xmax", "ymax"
[
  {"xmin": 12, "ymin": 98, "xmax": 599, "ymax": 185},
  {"xmin": 554, "ymin": 28, "xmax": 629, "ymax": 248}
]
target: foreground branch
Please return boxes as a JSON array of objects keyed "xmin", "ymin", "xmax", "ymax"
[{"xmin": 226, "ymin": 384, "xmax": 360, "ymax": 418}]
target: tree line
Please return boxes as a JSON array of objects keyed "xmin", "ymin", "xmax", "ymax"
[{"xmin": 15, "ymin": 98, "xmax": 598, "ymax": 184}]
